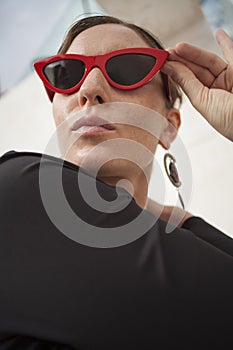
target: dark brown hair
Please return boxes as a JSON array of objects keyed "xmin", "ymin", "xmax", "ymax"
[{"xmin": 58, "ymin": 15, "xmax": 182, "ymax": 108}]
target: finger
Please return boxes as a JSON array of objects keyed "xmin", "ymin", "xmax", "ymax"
[
  {"xmin": 167, "ymin": 49, "xmax": 216, "ymax": 87},
  {"xmin": 161, "ymin": 60, "xmax": 205, "ymax": 108},
  {"xmin": 172, "ymin": 42, "xmax": 227, "ymax": 77},
  {"xmin": 216, "ymin": 29, "xmax": 233, "ymax": 62}
]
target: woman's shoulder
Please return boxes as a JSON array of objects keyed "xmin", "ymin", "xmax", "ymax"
[
  {"xmin": 1, "ymin": 149, "xmax": 232, "ymax": 256},
  {"xmin": 181, "ymin": 215, "xmax": 233, "ymax": 257}
]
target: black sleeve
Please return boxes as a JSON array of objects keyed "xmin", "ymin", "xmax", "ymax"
[
  {"xmin": 0, "ymin": 151, "xmax": 233, "ymax": 350},
  {"xmin": 181, "ymin": 216, "xmax": 233, "ymax": 257}
]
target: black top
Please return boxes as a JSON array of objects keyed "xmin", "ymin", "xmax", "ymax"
[{"xmin": 0, "ymin": 151, "xmax": 232, "ymax": 350}]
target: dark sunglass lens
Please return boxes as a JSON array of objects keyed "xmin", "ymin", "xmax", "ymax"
[
  {"xmin": 106, "ymin": 54, "xmax": 156, "ymax": 86},
  {"xmin": 43, "ymin": 59, "xmax": 85, "ymax": 89}
]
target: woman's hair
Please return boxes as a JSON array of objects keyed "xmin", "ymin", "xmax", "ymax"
[{"xmin": 58, "ymin": 15, "xmax": 182, "ymax": 108}]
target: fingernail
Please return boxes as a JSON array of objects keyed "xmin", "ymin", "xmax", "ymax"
[{"xmin": 167, "ymin": 48, "xmax": 174, "ymax": 54}]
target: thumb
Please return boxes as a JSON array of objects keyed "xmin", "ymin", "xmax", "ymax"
[{"xmin": 162, "ymin": 61, "xmax": 205, "ymax": 110}]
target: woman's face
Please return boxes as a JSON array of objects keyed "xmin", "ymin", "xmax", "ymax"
[{"xmin": 52, "ymin": 23, "xmax": 179, "ymax": 180}]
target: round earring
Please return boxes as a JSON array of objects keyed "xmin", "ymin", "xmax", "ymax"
[{"xmin": 163, "ymin": 152, "xmax": 185, "ymax": 209}]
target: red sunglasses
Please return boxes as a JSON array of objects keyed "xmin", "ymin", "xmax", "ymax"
[{"xmin": 34, "ymin": 47, "xmax": 171, "ymax": 102}]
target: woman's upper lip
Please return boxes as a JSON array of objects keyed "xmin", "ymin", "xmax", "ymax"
[{"xmin": 71, "ymin": 115, "xmax": 115, "ymax": 131}]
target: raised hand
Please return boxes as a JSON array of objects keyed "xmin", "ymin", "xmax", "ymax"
[{"xmin": 162, "ymin": 29, "xmax": 233, "ymax": 141}]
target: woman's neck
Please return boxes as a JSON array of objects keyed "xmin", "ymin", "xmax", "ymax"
[{"xmin": 99, "ymin": 166, "xmax": 151, "ymax": 210}]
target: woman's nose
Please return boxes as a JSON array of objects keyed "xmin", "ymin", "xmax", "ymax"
[{"xmin": 77, "ymin": 68, "xmax": 110, "ymax": 107}]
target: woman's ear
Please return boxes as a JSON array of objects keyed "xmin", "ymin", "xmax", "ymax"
[{"xmin": 159, "ymin": 108, "xmax": 181, "ymax": 149}]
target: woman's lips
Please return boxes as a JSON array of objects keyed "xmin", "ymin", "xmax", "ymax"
[
  {"xmin": 71, "ymin": 115, "xmax": 116, "ymax": 136},
  {"xmin": 75, "ymin": 125, "xmax": 116, "ymax": 136}
]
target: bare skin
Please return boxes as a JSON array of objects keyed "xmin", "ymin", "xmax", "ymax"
[
  {"xmin": 53, "ymin": 24, "xmax": 233, "ymax": 227},
  {"xmin": 162, "ymin": 29, "xmax": 233, "ymax": 141},
  {"xmin": 52, "ymin": 24, "xmax": 181, "ymax": 212}
]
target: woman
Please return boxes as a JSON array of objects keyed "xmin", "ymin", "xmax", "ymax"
[
  {"xmin": 0, "ymin": 15, "xmax": 232, "ymax": 349},
  {"xmin": 35, "ymin": 15, "xmax": 233, "ymax": 227}
]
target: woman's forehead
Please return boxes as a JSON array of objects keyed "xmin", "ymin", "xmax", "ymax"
[{"xmin": 66, "ymin": 23, "xmax": 150, "ymax": 55}]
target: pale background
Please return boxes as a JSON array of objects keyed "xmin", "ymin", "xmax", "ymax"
[{"xmin": 0, "ymin": 0, "xmax": 232, "ymax": 236}]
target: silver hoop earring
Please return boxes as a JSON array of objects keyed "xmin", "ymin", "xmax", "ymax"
[{"xmin": 163, "ymin": 153, "xmax": 185, "ymax": 209}]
